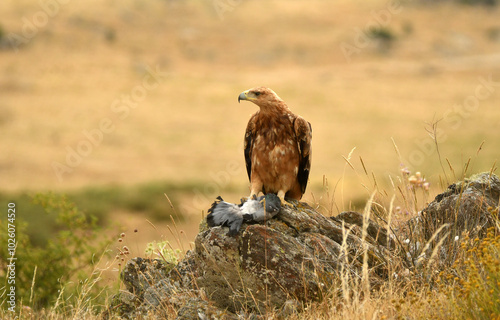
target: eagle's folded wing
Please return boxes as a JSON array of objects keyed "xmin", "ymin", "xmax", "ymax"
[{"xmin": 294, "ymin": 116, "xmax": 312, "ymax": 195}]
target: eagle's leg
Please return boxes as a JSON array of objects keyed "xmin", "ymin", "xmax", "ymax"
[
  {"xmin": 247, "ymin": 180, "xmax": 262, "ymax": 201},
  {"xmin": 247, "ymin": 190, "xmax": 259, "ymax": 201},
  {"xmin": 277, "ymin": 190, "xmax": 293, "ymax": 208}
]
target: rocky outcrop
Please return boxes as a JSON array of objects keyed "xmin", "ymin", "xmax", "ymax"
[
  {"xmin": 104, "ymin": 254, "xmax": 237, "ymax": 320},
  {"xmin": 107, "ymin": 202, "xmax": 392, "ymax": 319},
  {"xmin": 195, "ymin": 201, "xmax": 391, "ymax": 314},
  {"xmin": 403, "ymin": 172, "xmax": 500, "ymax": 267},
  {"xmin": 107, "ymin": 173, "xmax": 500, "ymax": 319},
  {"xmin": 421, "ymin": 172, "xmax": 499, "ymax": 239}
]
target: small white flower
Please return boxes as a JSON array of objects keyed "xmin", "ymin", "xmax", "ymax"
[
  {"xmin": 404, "ymin": 238, "xmax": 410, "ymax": 244},
  {"xmin": 454, "ymin": 236, "xmax": 459, "ymax": 241}
]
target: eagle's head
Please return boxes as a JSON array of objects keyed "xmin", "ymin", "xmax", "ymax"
[{"xmin": 238, "ymin": 87, "xmax": 285, "ymax": 110}]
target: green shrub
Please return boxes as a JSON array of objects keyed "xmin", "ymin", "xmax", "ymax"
[
  {"xmin": 0, "ymin": 193, "xmax": 113, "ymax": 310},
  {"xmin": 0, "ymin": 181, "xmax": 187, "ymax": 250},
  {"xmin": 367, "ymin": 27, "xmax": 397, "ymax": 53},
  {"xmin": 145, "ymin": 240, "xmax": 182, "ymax": 267},
  {"xmin": 368, "ymin": 27, "xmax": 396, "ymax": 43}
]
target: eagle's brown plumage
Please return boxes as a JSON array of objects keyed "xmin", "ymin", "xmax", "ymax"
[{"xmin": 238, "ymin": 87, "xmax": 312, "ymax": 203}]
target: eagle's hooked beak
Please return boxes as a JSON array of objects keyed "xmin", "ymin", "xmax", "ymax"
[
  {"xmin": 238, "ymin": 90, "xmax": 256, "ymax": 103},
  {"xmin": 238, "ymin": 90, "xmax": 252, "ymax": 103}
]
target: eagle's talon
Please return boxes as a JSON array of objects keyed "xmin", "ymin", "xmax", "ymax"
[
  {"xmin": 279, "ymin": 197, "xmax": 294, "ymax": 209},
  {"xmin": 240, "ymin": 194, "xmax": 257, "ymax": 204}
]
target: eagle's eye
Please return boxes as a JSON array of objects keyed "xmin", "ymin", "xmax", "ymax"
[{"xmin": 254, "ymin": 92, "xmax": 261, "ymax": 97}]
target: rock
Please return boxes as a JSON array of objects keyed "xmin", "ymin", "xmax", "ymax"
[
  {"xmin": 403, "ymin": 172, "xmax": 500, "ymax": 267},
  {"xmin": 108, "ymin": 200, "xmax": 393, "ymax": 318},
  {"xmin": 334, "ymin": 211, "xmax": 395, "ymax": 249},
  {"xmin": 107, "ymin": 252, "xmax": 241, "ymax": 319},
  {"xmin": 194, "ymin": 199, "xmax": 390, "ymax": 313},
  {"xmin": 120, "ymin": 257, "xmax": 174, "ymax": 298},
  {"xmin": 176, "ymin": 298, "xmax": 239, "ymax": 320},
  {"xmin": 143, "ymin": 279, "xmax": 176, "ymax": 307},
  {"xmin": 168, "ymin": 249, "xmax": 199, "ymax": 290},
  {"xmin": 105, "ymin": 290, "xmax": 140, "ymax": 319},
  {"xmin": 421, "ymin": 172, "xmax": 498, "ymax": 240},
  {"xmin": 106, "ymin": 258, "xmax": 175, "ymax": 319}
]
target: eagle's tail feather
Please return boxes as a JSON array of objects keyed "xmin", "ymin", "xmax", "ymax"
[{"xmin": 206, "ymin": 196, "xmax": 224, "ymax": 227}]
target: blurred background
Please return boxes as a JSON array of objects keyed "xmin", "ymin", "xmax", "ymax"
[{"xmin": 1, "ymin": 0, "xmax": 500, "ymax": 252}]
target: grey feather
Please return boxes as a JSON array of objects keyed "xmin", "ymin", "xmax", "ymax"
[
  {"xmin": 207, "ymin": 194, "xmax": 281, "ymax": 236},
  {"xmin": 206, "ymin": 197, "xmax": 243, "ymax": 236}
]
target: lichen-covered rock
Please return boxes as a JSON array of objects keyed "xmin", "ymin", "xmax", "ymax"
[
  {"xmin": 105, "ymin": 258, "xmax": 175, "ymax": 319},
  {"xmin": 108, "ymin": 256, "xmax": 210, "ymax": 319},
  {"xmin": 176, "ymin": 298, "xmax": 239, "ymax": 320},
  {"xmin": 108, "ymin": 201, "xmax": 393, "ymax": 318},
  {"xmin": 194, "ymin": 200, "xmax": 390, "ymax": 313},
  {"xmin": 168, "ymin": 249, "xmax": 199, "ymax": 290},
  {"xmin": 105, "ymin": 290, "xmax": 140, "ymax": 319},
  {"xmin": 421, "ymin": 172, "xmax": 499, "ymax": 239},
  {"xmin": 404, "ymin": 172, "xmax": 500, "ymax": 267},
  {"xmin": 120, "ymin": 257, "xmax": 174, "ymax": 298}
]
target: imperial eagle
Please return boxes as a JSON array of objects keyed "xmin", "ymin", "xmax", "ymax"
[{"xmin": 238, "ymin": 87, "xmax": 312, "ymax": 205}]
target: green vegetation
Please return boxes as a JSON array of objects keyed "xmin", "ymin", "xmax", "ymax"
[
  {"xmin": 66, "ymin": 181, "xmax": 189, "ymax": 222},
  {"xmin": 0, "ymin": 193, "xmax": 113, "ymax": 311},
  {"xmin": 367, "ymin": 27, "xmax": 396, "ymax": 43},
  {"xmin": 0, "ymin": 23, "xmax": 4, "ymax": 42},
  {"xmin": 145, "ymin": 240, "xmax": 183, "ymax": 266},
  {"xmin": 0, "ymin": 181, "xmax": 193, "ymax": 248}
]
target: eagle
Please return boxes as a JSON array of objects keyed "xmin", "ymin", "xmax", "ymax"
[{"xmin": 238, "ymin": 87, "xmax": 312, "ymax": 206}]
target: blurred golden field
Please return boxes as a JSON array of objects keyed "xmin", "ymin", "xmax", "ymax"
[{"xmin": 1, "ymin": 0, "xmax": 500, "ymax": 248}]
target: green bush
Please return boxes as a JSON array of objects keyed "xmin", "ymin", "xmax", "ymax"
[
  {"xmin": 0, "ymin": 181, "xmax": 188, "ymax": 250},
  {"xmin": 368, "ymin": 27, "xmax": 396, "ymax": 43},
  {"xmin": 0, "ymin": 193, "xmax": 113, "ymax": 310},
  {"xmin": 145, "ymin": 240, "xmax": 182, "ymax": 267}
]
